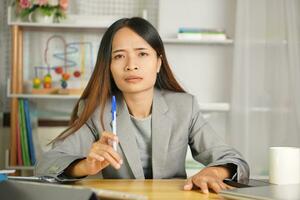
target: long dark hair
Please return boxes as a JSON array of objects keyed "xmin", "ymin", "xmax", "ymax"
[{"xmin": 52, "ymin": 17, "xmax": 185, "ymax": 142}]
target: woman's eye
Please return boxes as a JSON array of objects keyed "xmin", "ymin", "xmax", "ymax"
[
  {"xmin": 113, "ymin": 54, "xmax": 124, "ymax": 60},
  {"xmin": 139, "ymin": 52, "xmax": 148, "ymax": 57}
]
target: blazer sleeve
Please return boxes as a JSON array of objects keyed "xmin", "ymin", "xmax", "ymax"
[
  {"xmin": 34, "ymin": 98, "xmax": 99, "ymax": 181},
  {"xmin": 188, "ymin": 96, "xmax": 250, "ymax": 181}
]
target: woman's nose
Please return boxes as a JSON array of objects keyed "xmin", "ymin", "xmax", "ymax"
[
  {"xmin": 125, "ymin": 65, "xmax": 139, "ymax": 71},
  {"xmin": 125, "ymin": 56, "xmax": 139, "ymax": 71}
]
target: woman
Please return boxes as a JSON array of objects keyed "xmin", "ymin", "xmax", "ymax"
[{"xmin": 35, "ymin": 17, "xmax": 249, "ymax": 194}]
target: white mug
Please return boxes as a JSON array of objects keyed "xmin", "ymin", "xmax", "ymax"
[{"xmin": 269, "ymin": 147, "xmax": 300, "ymax": 184}]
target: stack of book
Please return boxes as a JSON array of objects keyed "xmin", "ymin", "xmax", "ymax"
[
  {"xmin": 177, "ymin": 27, "xmax": 227, "ymax": 41},
  {"xmin": 16, "ymin": 99, "xmax": 36, "ymax": 166}
]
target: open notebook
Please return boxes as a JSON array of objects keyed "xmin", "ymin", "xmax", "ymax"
[
  {"xmin": 223, "ymin": 178, "xmax": 270, "ymax": 188},
  {"xmin": 220, "ymin": 184, "xmax": 300, "ymax": 200}
]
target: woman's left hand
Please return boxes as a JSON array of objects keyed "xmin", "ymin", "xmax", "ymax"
[{"xmin": 183, "ymin": 166, "xmax": 234, "ymax": 194}]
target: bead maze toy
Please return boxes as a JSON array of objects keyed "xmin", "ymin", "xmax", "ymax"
[{"xmin": 31, "ymin": 35, "xmax": 94, "ymax": 95}]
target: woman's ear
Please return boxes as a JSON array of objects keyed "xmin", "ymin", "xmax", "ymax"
[{"xmin": 157, "ymin": 56, "xmax": 162, "ymax": 73}]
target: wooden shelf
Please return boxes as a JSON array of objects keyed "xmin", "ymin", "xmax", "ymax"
[
  {"xmin": 198, "ymin": 103, "xmax": 230, "ymax": 112},
  {"xmin": 162, "ymin": 38, "xmax": 233, "ymax": 45},
  {"xmin": 8, "ymin": 78, "xmax": 229, "ymax": 110},
  {"xmin": 6, "ymin": 79, "xmax": 80, "ymax": 99},
  {"xmin": 8, "ymin": 20, "xmax": 111, "ymax": 29},
  {"xmin": 7, "ymin": 84, "xmax": 229, "ymax": 112},
  {"xmin": 8, "ymin": 95, "xmax": 230, "ymax": 112},
  {"xmin": 5, "ymin": 150, "xmax": 34, "ymax": 170},
  {"xmin": 7, "ymin": 7, "xmax": 119, "ymax": 29},
  {"xmin": 5, "ymin": 166, "xmax": 35, "ymax": 170},
  {"xmin": 8, "ymin": 93, "xmax": 80, "ymax": 99}
]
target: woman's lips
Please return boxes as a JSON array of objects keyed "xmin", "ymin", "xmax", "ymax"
[{"xmin": 125, "ymin": 76, "xmax": 143, "ymax": 83}]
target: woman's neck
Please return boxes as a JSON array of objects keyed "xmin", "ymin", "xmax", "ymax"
[{"xmin": 123, "ymin": 88, "xmax": 154, "ymax": 119}]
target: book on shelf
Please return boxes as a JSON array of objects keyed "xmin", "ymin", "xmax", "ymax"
[
  {"xmin": 19, "ymin": 99, "xmax": 31, "ymax": 166},
  {"xmin": 16, "ymin": 99, "xmax": 36, "ymax": 167},
  {"xmin": 24, "ymin": 99, "xmax": 36, "ymax": 165},
  {"xmin": 177, "ymin": 27, "xmax": 228, "ymax": 41},
  {"xmin": 16, "ymin": 111, "xmax": 23, "ymax": 166}
]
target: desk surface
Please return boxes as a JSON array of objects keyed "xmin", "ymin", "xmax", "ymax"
[{"xmin": 74, "ymin": 179, "xmax": 229, "ymax": 200}]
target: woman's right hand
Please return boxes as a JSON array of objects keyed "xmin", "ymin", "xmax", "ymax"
[{"xmin": 66, "ymin": 132, "xmax": 123, "ymax": 177}]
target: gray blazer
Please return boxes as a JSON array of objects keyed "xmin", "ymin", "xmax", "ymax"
[{"xmin": 35, "ymin": 89, "xmax": 249, "ymax": 181}]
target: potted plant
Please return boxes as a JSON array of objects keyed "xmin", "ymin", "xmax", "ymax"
[{"xmin": 14, "ymin": 0, "xmax": 68, "ymax": 23}]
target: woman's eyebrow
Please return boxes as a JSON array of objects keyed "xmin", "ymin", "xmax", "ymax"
[
  {"xmin": 112, "ymin": 49, "xmax": 125, "ymax": 54},
  {"xmin": 112, "ymin": 47, "xmax": 149, "ymax": 54},
  {"xmin": 134, "ymin": 47, "xmax": 148, "ymax": 51}
]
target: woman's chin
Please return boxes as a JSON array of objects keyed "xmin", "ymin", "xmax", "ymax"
[{"xmin": 119, "ymin": 86, "xmax": 154, "ymax": 95}]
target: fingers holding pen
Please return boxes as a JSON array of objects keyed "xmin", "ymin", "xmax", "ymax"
[
  {"xmin": 90, "ymin": 132, "xmax": 123, "ymax": 170},
  {"xmin": 77, "ymin": 131, "xmax": 122, "ymax": 176},
  {"xmin": 98, "ymin": 132, "xmax": 122, "ymax": 163},
  {"xmin": 99, "ymin": 131, "xmax": 119, "ymax": 145},
  {"xmin": 97, "ymin": 143, "xmax": 123, "ymax": 169},
  {"xmin": 87, "ymin": 151, "xmax": 104, "ymax": 162}
]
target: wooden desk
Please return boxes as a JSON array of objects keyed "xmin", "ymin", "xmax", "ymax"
[{"xmin": 74, "ymin": 179, "xmax": 228, "ymax": 200}]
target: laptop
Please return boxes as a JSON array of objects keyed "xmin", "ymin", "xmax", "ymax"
[
  {"xmin": 220, "ymin": 183, "xmax": 300, "ymax": 200},
  {"xmin": 0, "ymin": 179, "xmax": 147, "ymax": 200}
]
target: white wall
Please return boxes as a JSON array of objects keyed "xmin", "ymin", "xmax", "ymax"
[
  {"xmin": 159, "ymin": 0, "xmax": 236, "ymax": 145},
  {"xmin": 157, "ymin": 0, "xmax": 237, "ymax": 176},
  {"xmin": 158, "ymin": 0, "xmax": 236, "ymax": 38},
  {"xmin": 165, "ymin": 44, "xmax": 233, "ymax": 103},
  {"xmin": 158, "ymin": 0, "xmax": 236, "ymax": 103}
]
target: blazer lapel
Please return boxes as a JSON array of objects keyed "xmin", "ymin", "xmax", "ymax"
[
  {"xmin": 115, "ymin": 97, "xmax": 145, "ymax": 179},
  {"xmin": 152, "ymin": 89, "xmax": 172, "ymax": 178}
]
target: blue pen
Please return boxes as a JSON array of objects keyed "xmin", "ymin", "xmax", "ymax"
[{"xmin": 111, "ymin": 95, "xmax": 117, "ymax": 151}]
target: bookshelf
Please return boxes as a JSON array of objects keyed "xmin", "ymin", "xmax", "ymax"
[{"xmin": 7, "ymin": 6, "xmax": 119, "ymax": 169}]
